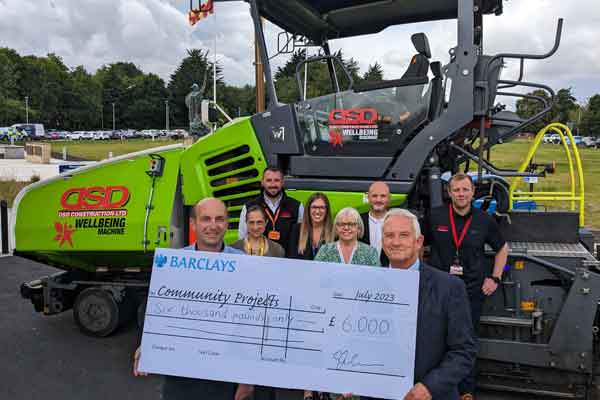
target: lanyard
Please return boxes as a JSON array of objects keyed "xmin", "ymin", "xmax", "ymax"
[
  {"xmin": 245, "ymin": 237, "xmax": 266, "ymax": 256},
  {"xmin": 448, "ymin": 204, "xmax": 472, "ymax": 254},
  {"xmin": 264, "ymin": 206, "xmax": 281, "ymax": 229}
]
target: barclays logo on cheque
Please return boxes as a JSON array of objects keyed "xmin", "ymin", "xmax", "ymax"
[
  {"xmin": 154, "ymin": 253, "xmax": 236, "ymax": 272},
  {"xmin": 154, "ymin": 254, "xmax": 168, "ymax": 268}
]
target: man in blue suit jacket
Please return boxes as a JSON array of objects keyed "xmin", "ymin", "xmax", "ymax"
[{"xmin": 365, "ymin": 208, "xmax": 476, "ymax": 400}]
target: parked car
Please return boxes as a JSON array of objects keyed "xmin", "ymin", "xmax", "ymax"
[
  {"xmin": 564, "ymin": 135, "xmax": 583, "ymax": 146},
  {"xmin": 140, "ymin": 129, "xmax": 160, "ymax": 139},
  {"xmin": 67, "ymin": 131, "xmax": 84, "ymax": 140},
  {"xmin": 110, "ymin": 130, "xmax": 125, "ymax": 139},
  {"xmin": 167, "ymin": 129, "xmax": 188, "ymax": 139},
  {"xmin": 543, "ymin": 133, "xmax": 561, "ymax": 144},
  {"xmin": 543, "ymin": 134, "xmax": 555, "ymax": 144},
  {"xmin": 92, "ymin": 131, "xmax": 111, "ymax": 140},
  {"xmin": 44, "ymin": 130, "xmax": 63, "ymax": 140},
  {"xmin": 581, "ymin": 136, "xmax": 598, "ymax": 148},
  {"xmin": 124, "ymin": 130, "xmax": 141, "ymax": 139}
]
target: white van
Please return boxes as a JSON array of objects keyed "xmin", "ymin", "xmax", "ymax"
[{"xmin": 11, "ymin": 123, "xmax": 45, "ymax": 139}]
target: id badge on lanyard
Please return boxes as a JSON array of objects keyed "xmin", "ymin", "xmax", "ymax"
[
  {"xmin": 450, "ymin": 254, "xmax": 464, "ymax": 276},
  {"xmin": 449, "ymin": 204, "xmax": 472, "ymax": 277},
  {"xmin": 265, "ymin": 207, "xmax": 281, "ymax": 241}
]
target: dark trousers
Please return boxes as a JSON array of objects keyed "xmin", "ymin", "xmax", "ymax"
[
  {"xmin": 162, "ymin": 377, "xmax": 238, "ymax": 400},
  {"xmin": 161, "ymin": 376, "xmax": 293, "ymax": 400},
  {"xmin": 458, "ymin": 295, "xmax": 483, "ymax": 395}
]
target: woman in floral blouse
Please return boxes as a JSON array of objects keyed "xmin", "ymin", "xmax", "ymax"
[{"xmin": 314, "ymin": 207, "xmax": 380, "ymax": 267}]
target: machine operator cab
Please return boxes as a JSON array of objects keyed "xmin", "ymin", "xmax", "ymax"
[
  {"xmin": 248, "ymin": 0, "xmax": 505, "ymax": 185},
  {"xmin": 251, "ymin": 30, "xmax": 446, "ymax": 181},
  {"xmin": 296, "ymin": 33, "xmax": 436, "ymax": 158}
]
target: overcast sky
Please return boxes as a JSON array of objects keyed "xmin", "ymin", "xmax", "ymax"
[{"xmin": 1, "ymin": 0, "xmax": 599, "ymax": 107}]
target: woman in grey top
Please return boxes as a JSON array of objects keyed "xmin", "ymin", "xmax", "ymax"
[
  {"xmin": 230, "ymin": 204, "xmax": 285, "ymax": 400},
  {"xmin": 231, "ymin": 205, "xmax": 285, "ymax": 257}
]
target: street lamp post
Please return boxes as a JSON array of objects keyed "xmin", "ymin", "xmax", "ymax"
[
  {"xmin": 165, "ymin": 100, "xmax": 170, "ymax": 131},
  {"xmin": 112, "ymin": 102, "xmax": 116, "ymax": 131},
  {"xmin": 25, "ymin": 96, "xmax": 29, "ymax": 124}
]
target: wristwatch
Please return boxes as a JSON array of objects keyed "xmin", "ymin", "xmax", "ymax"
[{"xmin": 488, "ymin": 275, "xmax": 501, "ymax": 284}]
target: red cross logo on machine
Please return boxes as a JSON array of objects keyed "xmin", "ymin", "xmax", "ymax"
[
  {"xmin": 329, "ymin": 130, "xmax": 343, "ymax": 147},
  {"xmin": 53, "ymin": 222, "xmax": 76, "ymax": 247}
]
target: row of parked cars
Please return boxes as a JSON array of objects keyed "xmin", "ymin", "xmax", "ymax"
[
  {"xmin": 43, "ymin": 129, "xmax": 189, "ymax": 141},
  {"xmin": 542, "ymin": 134, "xmax": 599, "ymax": 148},
  {"xmin": 1, "ymin": 125, "xmax": 190, "ymax": 142}
]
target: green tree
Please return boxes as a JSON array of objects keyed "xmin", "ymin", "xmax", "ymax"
[
  {"xmin": 274, "ymin": 49, "xmax": 361, "ymax": 103},
  {"xmin": 274, "ymin": 49, "xmax": 307, "ymax": 81},
  {"xmin": 580, "ymin": 95, "xmax": 600, "ymax": 136},
  {"xmin": 64, "ymin": 66, "xmax": 102, "ymax": 130},
  {"xmin": 218, "ymin": 84, "xmax": 256, "ymax": 119},
  {"xmin": 122, "ymin": 73, "xmax": 169, "ymax": 130},
  {"xmin": 516, "ymin": 88, "xmax": 581, "ymax": 134},
  {"xmin": 554, "ymin": 88, "xmax": 578, "ymax": 124},
  {"xmin": 95, "ymin": 62, "xmax": 145, "ymax": 129},
  {"xmin": 362, "ymin": 62, "xmax": 384, "ymax": 82},
  {"xmin": 0, "ymin": 48, "xmax": 22, "ymax": 125},
  {"xmin": 15, "ymin": 53, "xmax": 70, "ymax": 128},
  {"xmin": 516, "ymin": 89, "xmax": 555, "ymax": 133}
]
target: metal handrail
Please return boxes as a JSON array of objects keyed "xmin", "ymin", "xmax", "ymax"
[{"xmin": 508, "ymin": 123, "xmax": 585, "ymax": 226}]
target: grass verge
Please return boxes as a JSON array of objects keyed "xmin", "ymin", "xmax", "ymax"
[
  {"xmin": 0, "ymin": 178, "xmax": 38, "ymax": 207},
  {"xmin": 44, "ymin": 138, "xmax": 184, "ymax": 161}
]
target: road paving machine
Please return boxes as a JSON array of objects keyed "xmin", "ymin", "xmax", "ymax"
[{"xmin": 14, "ymin": 0, "xmax": 600, "ymax": 397}]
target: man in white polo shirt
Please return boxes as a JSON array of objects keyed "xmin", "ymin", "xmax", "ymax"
[{"xmin": 360, "ymin": 181, "xmax": 390, "ymax": 264}]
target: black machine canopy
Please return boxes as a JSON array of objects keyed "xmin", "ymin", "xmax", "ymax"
[{"xmin": 254, "ymin": 0, "xmax": 503, "ymax": 42}]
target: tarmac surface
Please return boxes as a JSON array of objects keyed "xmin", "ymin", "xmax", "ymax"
[
  {"xmin": 0, "ymin": 254, "xmax": 542, "ymax": 400},
  {"xmin": 0, "ymin": 255, "xmax": 162, "ymax": 400}
]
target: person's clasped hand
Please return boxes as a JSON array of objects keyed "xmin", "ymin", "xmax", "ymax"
[
  {"xmin": 132, "ymin": 347, "xmax": 148, "ymax": 377},
  {"xmin": 403, "ymin": 383, "xmax": 432, "ymax": 400}
]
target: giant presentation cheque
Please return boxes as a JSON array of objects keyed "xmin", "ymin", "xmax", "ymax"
[{"xmin": 139, "ymin": 248, "xmax": 419, "ymax": 399}]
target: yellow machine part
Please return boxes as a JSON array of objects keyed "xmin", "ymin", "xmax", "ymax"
[{"xmin": 508, "ymin": 123, "xmax": 585, "ymax": 226}]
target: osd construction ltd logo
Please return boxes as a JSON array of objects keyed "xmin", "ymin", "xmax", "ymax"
[
  {"xmin": 328, "ymin": 108, "xmax": 379, "ymax": 147},
  {"xmin": 60, "ymin": 186, "xmax": 130, "ymax": 213},
  {"xmin": 55, "ymin": 185, "xmax": 132, "ymax": 239}
]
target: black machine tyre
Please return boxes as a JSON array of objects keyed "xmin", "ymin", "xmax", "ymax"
[{"xmin": 73, "ymin": 287, "xmax": 120, "ymax": 337}]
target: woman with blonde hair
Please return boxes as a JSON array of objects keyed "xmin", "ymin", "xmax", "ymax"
[
  {"xmin": 314, "ymin": 207, "xmax": 380, "ymax": 266},
  {"xmin": 288, "ymin": 192, "xmax": 334, "ymax": 260}
]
